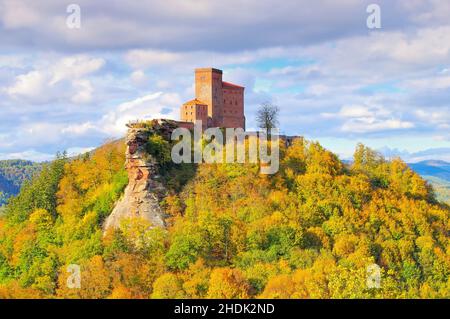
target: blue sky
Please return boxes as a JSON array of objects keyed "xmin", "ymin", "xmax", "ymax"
[{"xmin": 0, "ymin": 0, "xmax": 449, "ymax": 162}]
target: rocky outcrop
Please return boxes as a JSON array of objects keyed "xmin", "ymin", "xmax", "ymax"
[{"xmin": 104, "ymin": 119, "xmax": 179, "ymax": 231}]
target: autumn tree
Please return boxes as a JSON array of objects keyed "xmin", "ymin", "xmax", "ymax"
[{"xmin": 207, "ymin": 268, "xmax": 250, "ymax": 298}]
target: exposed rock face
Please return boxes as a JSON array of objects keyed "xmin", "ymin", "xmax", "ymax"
[{"xmin": 104, "ymin": 119, "xmax": 179, "ymax": 231}]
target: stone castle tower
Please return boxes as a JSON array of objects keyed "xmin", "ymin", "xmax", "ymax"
[{"xmin": 180, "ymin": 68, "xmax": 245, "ymax": 130}]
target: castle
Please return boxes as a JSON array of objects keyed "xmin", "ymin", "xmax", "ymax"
[{"xmin": 179, "ymin": 68, "xmax": 245, "ymax": 130}]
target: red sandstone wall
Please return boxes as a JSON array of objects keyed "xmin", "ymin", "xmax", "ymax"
[
  {"xmin": 195, "ymin": 68, "xmax": 223, "ymax": 126},
  {"xmin": 180, "ymin": 103, "xmax": 208, "ymax": 130},
  {"xmin": 221, "ymin": 86, "xmax": 245, "ymax": 129}
]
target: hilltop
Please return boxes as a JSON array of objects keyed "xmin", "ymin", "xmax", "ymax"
[{"xmin": 0, "ymin": 124, "xmax": 449, "ymax": 298}]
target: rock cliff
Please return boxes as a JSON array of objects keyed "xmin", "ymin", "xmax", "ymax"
[{"xmin": 104, "ymin": 119, "xmax": 179, "ymax": 231}]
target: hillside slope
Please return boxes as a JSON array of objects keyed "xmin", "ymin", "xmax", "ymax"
[{"xmin": 0, "ymin": 128, "xmax": 449, "ymax": 299}]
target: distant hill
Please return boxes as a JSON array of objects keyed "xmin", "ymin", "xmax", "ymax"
[
  {"xmin": 422, "ymin": 175, "xmax": 450, "ymax": 204},
  {"xmin": 408, "ymin": 160, "xmax": 450, "ymax": 204},
  {"xmin": 409, "ymin": 160, "xmax": 450, "ymax": 181},
  {"xmin": 0, "ymin": 160, "xmax": 43, "ymax": 206}
]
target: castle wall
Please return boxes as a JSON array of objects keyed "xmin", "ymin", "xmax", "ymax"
[
  {"xmin": 222, "ymin": 85, "xmax": 245, "ymax": 129},
  {"xmin": 180, "ymin": 101, "xmax": 208, "ymax": 129},
  {"xmin": 195, "ymin": 68, "xmax": 224, "ymax": 126}
]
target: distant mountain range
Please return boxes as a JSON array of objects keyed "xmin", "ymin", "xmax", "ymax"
[{"xmin": 408, "ymin": 160, "xmax": 450, "ymax": 181}]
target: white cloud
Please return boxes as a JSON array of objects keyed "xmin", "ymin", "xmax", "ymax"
[
  {"xmin": 0, "ymin": 0, "xmax": 43, "ymax": 29},
  {"xmin": 341, "ymin": 118, "xmax": 414, "ymax": 133},
  {"xmin": 99, "ymin": 92, "xmax": 180, "ymax": 136},
  {"xmin": 305, "ymin": 84, "xmax": 330, "ymax": 96},
  {"xmin": 403, "ymin": 76, "xmax": 450, "ymax": 90},
  {"xmin": 0, "ymin": 146, "xmax": 94, "ymax": 162},
  {"xmin": 415, "ymin": 109, "xmax": 450, "ymax": 128},
  {"xmin": 49, "ymin": 56, "xmax": 104, "ymax": 85},
  {"xmin": 319, "ymin": 104, "xmax": 414, "ymax": 134},
  {"xmin": 130, "ymin": 70, "xmax": 149, "ymax": 86},
  {"xmin": 61, "ymin": 122, "xmax": 97, "ymax": 135},
  {"xmin": 339, "ymin": 105, "xmax": 374, "ymax": 118},
  {"xmin": 6, "ymin": 55, "xmax": 104, "ymax": 104},
  {"xmin": 6, "ymin": 70, "xmax": 46, "ymax": 98},
  {"xmin": 71, "ymin": 79, "xmax": 94, "ymax": 104},
  {"xmin": 0, "ymin": 149, "xmax": 54, "ymax": 162},
  {"xmin": 125, "ymin": 50, "xmax": 183, "ymax": 69}
]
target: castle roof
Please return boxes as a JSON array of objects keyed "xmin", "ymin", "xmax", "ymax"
[
  {"xmin": 223, "ymin": 81, "xmax": 245, "ymax": 89},
  {"xmin": 183, "ymin": 98, "xmax": 208, "ymax": 106}
]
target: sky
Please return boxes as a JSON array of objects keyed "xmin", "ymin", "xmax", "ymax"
[{"xmin": 0, "ymin": 0, "xmax": 449, "ymax": 162}]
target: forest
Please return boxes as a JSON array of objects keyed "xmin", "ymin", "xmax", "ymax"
[
  {"xmin": 0, "ymin": 160, "xmax": 43, "ymax": 207},
  {"xmin": 0, "ymin": 133, "xmax": 448, "ymax": 298}
]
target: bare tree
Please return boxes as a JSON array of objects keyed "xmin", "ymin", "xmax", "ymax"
[{"xmin": 256, "ymin": 102, "xmax": 280, "ymax": 134}]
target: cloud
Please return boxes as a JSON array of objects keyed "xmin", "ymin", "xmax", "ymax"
[
  {"xmin": 49, "ymin": 56, "xmax": 104, "ymax": 85},
  {"xmin": 403, "ymin": 75, "xmax": 450, "ymax": 90},
  {"xmin": 379, "ymin": 146, "xmax": 450, "ymax": 162},
  {"xmin": 1, "ymin": 1, "xmax": 450, "ymax": 162},
  {"xmin": 125, "ymin": 50, "xmax": 183, "ymax": 69},
  {"xmin": 5, "ymin": 55, "xmax": 104, "ymax": 104},
  {"xmin": 342, "ymin": 118, "xmax": 414, "ymax": 133},
  {"xmin": 338, "ymin": 105, "xmax": 375, "ymax": 118},
  {"xmin": 6, "ymin": 70, "xmax": 46, "ymax": 99},
  {"xmin": 332, "ymin": 104, "xmax": 413, "ymax": 133},
  {"xmin": 0, "ymin": 149, "xmax": 55, "ymax": 162},
  {"xmin": 99, "ymin": 92, "xmax": 181, "ymax": 136},
  {"xmin": 130, "ymin": 70, "xmax": 149, "ymax": 86},
  {"xmin": 0, "ymin": 0, "xmax": 449, "ymax": 53},
  {"xmin": 0, "ymin": 147, "xmax": 96, "ymax": 162}
]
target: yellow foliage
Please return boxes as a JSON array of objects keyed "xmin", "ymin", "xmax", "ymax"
[{"xmin": 207, "ymin": 268, "xmax": 250, "ymax": 299}]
